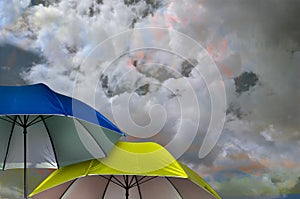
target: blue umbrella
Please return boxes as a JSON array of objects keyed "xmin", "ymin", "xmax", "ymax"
[{"xmin": 0, "ymin": 83, "xmax": 124, "ymax": 199}]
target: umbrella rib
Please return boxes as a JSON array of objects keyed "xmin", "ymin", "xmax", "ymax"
[
  {"xmin": 128, "ymin": 175, "xmax": 135, "ymax": 187},
  {"xmin": 0, "ymin": 115, "xmax": 23, "ymax": 126},
  {"xmin": 17, "ymin": 115, "xmax": 24, "ymax": 126},
  {"xmin": 133, "ymin": 176, "xmax": 158, "ymax": 187},
  {"xmin": 0, "ymin": 116, "xmax": 15, "ymax": 124},
  {"xmin": 75, "ymin": 119, "xmax": 107, "ymax": 156},
  {"xmin": 2, "ymin": 116, "xmax": 17, "ymax": 170},
  {"xmin": 26, "ymin": 115, "xmax": 42, "ymax": 126},
  {"xmin": 27, "ymin": 115, "xmax": 53, "ymax": 127},
  {"xmin": 134, "ymin": 175, "xmax": 143, "ymax": 199},
  {"xmin": 24, "ymin": 115, "xmax": 30, "ymax": 126},
  {"xmin": 101, "ymin": 175, "xmax": 113, "ymax": 199},
  {"xmin": 40, "ymin": 116, "xmax": 60, "ymax": 168},
  {"xmin": 112, "ymin": 175, "xmax": 126, "ymax": 188},
  {"xmin": 100, "ymin": 175, "xmax": 111, "ymax": 181},
  {"xmin": 59, "ymin": 179, "xmax": 77, "ymax": 199},
  {"xmin": 100, "ymin": 175, "xmax": 125, "ymax": 188},
  {"xmin": 123, "ymin": 175, "xmax": 128, "ymax": 186},
  {"xmin": 130, "ymin": 176, "xmax": 145, "ymax": 187},
  {"xmin": 165, "ymin": 177, "xmax": 184, "ymax": 199},
  {"xmin": 26, "ymin": 115, "xmax": 41, "ymax": 126}
]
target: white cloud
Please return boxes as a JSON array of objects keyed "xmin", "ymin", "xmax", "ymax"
[{"xmin": 0, "ymin": 0, "xmax": 30, "ymax": 29}]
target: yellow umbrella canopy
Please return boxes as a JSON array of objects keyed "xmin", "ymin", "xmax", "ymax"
[{"xmin": 29, "ymin": 141, "xmax": 221, "ymax": 199}]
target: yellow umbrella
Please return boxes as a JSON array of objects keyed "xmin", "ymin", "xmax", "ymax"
[{"xmin": 29, "ymin": 141, "xmax": 221, "ymax": 199}]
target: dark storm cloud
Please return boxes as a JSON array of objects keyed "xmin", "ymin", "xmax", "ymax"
[
  {"xmin": 0, "ymin": 44, "xmax": 41, "ymax": 85},
  {"xmin": 204, "ymin": 0, "xmax": 300, "ymax": 50}
]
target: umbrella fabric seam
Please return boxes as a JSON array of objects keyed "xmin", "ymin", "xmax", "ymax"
[
  {"xmin": 59, "ymin": 178, "xmax": 77, "ymax": 199},
  {"xmin": 165, "ymin": 177, "xmax": 184, "ymax": 199},
  {"xmin": 101, "ymin": 175, "xmax": 113, "ymax": 199},
  {"xmin": 134, "ymin": 175, "xmax": 143, "ymax": 199},
  {"xmin": 75, "ymin": 119, "xmax": 108, "ymax": 157},
  {"xmin": 2, "ymin": 116, "xmax": 17, "ymax": 170},
  {"xmin": 40, "ymin": 116, "xmax": 60, "ymax": 168}
]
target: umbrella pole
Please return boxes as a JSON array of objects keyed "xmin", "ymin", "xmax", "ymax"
[
  {"xmin": 125, "ymin": 175, "xmax": 129, "ymax": 199},
  {"xmin": 125, "ymin": 187, "xmax": 129, "ymax": 199},
  {"xmin": 23, "ymin": 127, "xmax": 28, "ymax": 199}
]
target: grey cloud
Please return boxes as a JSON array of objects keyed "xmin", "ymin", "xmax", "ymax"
[
  {"xmin": 0, "ymin": 44, "xmax": 42, "ymax": 85},
  {"xmin": 204, "ymin": 0, "xmax": 300, "ymax": 48}
]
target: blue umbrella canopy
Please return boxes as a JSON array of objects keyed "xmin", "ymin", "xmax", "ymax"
[
  {"xmin": 0, "ymin": 83, "xmax": 124, "ymax": 198},
  {"xmin": 0, "ymin": 83, "xmax": 122, "ymax": 131}
]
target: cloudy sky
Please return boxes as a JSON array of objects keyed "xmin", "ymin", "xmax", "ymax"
[{"xmin": 0, "ymin": 0, "xmax": 300, "ymax": 198}]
